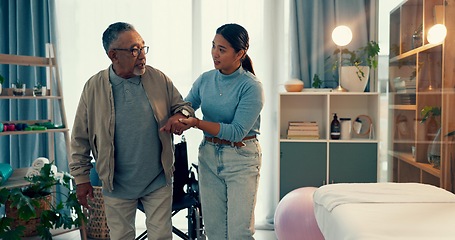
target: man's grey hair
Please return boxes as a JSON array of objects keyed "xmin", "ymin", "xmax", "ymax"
[{"xmin": 102, "ymin": 22, "xmax": 135, "ymax": 54}]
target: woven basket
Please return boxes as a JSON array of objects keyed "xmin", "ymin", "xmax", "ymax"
[
  {"xmin": 87, "ymin": 186, "xmax": 110, "ymax": 239},
  {"xmin": 5, "ymin": 194, "xmax": 52, "ymax": 237}
]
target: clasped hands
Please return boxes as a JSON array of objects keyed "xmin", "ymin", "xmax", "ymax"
[{"xmin": 159, "ymin": 113, "xmax": 199, "ymax": 135}]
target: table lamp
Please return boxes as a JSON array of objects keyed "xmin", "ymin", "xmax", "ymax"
[
  {"xmin": 332, "ymin": 25, "xmax": 353, "ymax": 92},
  {"xmin": 427, "ymin": 24, "xmax": 447, "ymax": 44}
]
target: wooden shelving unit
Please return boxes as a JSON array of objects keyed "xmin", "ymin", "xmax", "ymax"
[
  {"xmin": 388, "ymin": 0, "xmax": 455, "ymax": 191},
  {"xmin": 0, "ymin": 44, "xmax": 70, "ymax": 163},
  {"xmin": 0, "ymin": 44, "xmax": 86, "ymax": 239}
]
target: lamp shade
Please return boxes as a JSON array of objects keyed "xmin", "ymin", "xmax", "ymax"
[
  {"xmin": 427, "ymin": 24, "xmax": 447, "ymax": 44},
  {"xmin": 332, "ymin": 25, "xmax": 352, "ymax": 46}
]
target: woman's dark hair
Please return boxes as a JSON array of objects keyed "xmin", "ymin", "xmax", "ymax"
[
  {"xmin": 102, "ymin": 22, "xmax": 135, "ymax": 54},
  {"xmin": 216, "ymin": 23, "xmax": 255, "ymax": 75}
]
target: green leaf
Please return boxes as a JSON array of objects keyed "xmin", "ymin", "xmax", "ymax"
[
  {"xmin": 61, "ymin": 214, "xmax": 76, "ymax": 229},
  {"xmin": 8, "ymin": 190, "xmax": 37, "ymax": 220},
  {"xmin": 0, "ymin": 217, "xmax": 24, "ymax": 240},
  {"xmin": 37, "ymin": 224, "xmax": 52, "ymax": 240},
  {"xmin": 40, "ymin": 210, "xmax": 57, "ymax": 229},
  {"xmin": 0, "ymin": 188, "xmax": 11, "ymax": 204},
  {"xmin": 420, "ymin": 106, "xmax": 441, "ymax": 123},
  {"xmin": 13, "ymin": 80, "xmax": 23, "ymax": 88},
  {"xmin": 326, "ymin": 40, "xmax": 380, "ymax": 82}
]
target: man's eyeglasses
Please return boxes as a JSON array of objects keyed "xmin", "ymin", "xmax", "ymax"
[{"xmin": 113, "ymin": 46, "xmax": 149, "ymax": 57}]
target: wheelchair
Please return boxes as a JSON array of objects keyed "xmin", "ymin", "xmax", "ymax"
[{"xmin": 136, "ymin": 137, "xmax": 206, "ymax": 240}]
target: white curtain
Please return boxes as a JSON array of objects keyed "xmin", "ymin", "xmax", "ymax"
[{"xmin": 54, "ymin": 0, "xmax": 289, "ymax": 229}]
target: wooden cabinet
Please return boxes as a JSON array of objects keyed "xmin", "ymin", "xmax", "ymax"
[
  {"xmin": 388, "ymin": 0, "xmax": 455, "ymax": 191},
  {"xmin": 0, "ymin": 44, "xmax": 70, "ymax": 187},
  {"xmin": 279, "ymin": 92, "xmax": 379, "ymax": 198},
  {"xmin": 329, "ymin": 143, "xmax": 377, "ymax": 183},
  {"xmin": 280, "ymin": 142, "xmax": 326, "ymax": 199}
]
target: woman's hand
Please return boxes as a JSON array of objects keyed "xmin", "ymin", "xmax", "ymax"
[
  {"xmin": 180, "ymin": 117, "xmax": 221, "ymax": 136},
  {"xmin": 160, "ymin": 113, "xmax": 192, "ymax": 135},
  {"xmin": 179, "ymin": 117, "xmax": 199, "ymax": 129}
]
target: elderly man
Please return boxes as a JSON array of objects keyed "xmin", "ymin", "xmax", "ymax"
[{"xmin": 69, "ymin": 22, "xmax": 194, "ymax": 240}]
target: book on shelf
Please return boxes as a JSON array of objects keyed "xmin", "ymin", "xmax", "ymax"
[
  {"xmin": 286, "ymin": 121, "xmax": 319, "ymax": 139},
  {"xmin": 287, "ymin": 130, "xmax": 319, "ymax": 136},
  {"xmin": 288, "ymin": 121, "xmax": 318, "ymax": 126},
  {"xmin": 288, "ymin": 125, "xmax": 319, "ymax": 130},
  {"xmin": 287, "ymin": 135, "xmax": 320, "ymax": 140}
]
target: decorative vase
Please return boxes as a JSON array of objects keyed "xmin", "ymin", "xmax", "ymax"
[
  {"xmin": 341, "ymin": 66, "xmax": 369, "ymax": 92},
  {"xmin": 426, "ymin": 116, "xmax": 439, "ymax": 141},
  {"xmin": 427, "ymin": 128, "xmax": 441, "ymax": 169}
]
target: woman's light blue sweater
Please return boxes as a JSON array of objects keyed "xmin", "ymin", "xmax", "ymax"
[{"xmin": 185, "ymin": 67, "xmax": 264, "ymax": 142}]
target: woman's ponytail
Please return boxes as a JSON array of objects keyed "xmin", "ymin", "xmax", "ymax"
[{"xmin": 242, "ymin": 54, "xmax": 255, "ymax": 75}]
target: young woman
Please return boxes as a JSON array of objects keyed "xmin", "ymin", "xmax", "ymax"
[{"xmin": 179, "ymin": 23, "xmax": 264, "ymax": 239}]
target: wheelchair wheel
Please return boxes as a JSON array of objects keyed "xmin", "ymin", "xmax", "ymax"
[{"xmin": 188, "ymin": 205, "xmax": 206, "ymax": 240}]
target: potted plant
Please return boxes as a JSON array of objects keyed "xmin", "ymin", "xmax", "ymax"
[
  {"xmin": 312, "ymin": 74, "xmax": 323, "ymax": 88},
  {"xmin": 12, "ymin": 80, "xmax": 25, "ymax": 96},
  {"xmin": 34, "ymin": 82, "xmax": 46, "ymax": 97},
  {"xmin": 308, "ymin": 73, "xmax": 335, "ymax": 91},
  {"xmin": 420, "ymin": 106, "xmax": 441, "ymax": 139},
  {"xmin": 326, "ymin": 40, "xmax": 380, "ymax": 91},
  {"xmin": 0, "ymin": 164, "xmax": 86, "ymax": 239},
  {"xmin": 420, "ymin": 106, "xmax": 441, "ymax": 124}
]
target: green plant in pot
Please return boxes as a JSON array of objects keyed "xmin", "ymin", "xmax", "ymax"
[
  {"xmin": 420, "ymin": 106, "xmax": 441, "ymax": 124},
  {"xmin": 12, "ymin": 80, "xmax": 25, "ymax": 96},
  {"xmin": 326, "ymin": 40, "xmax": 380, "ymax": 91},
  {"xmin": 312, "ymin": 74, "xmax": 324, "ymax": 88},
  {"xmin": 420, "ymin": 105, "xmax": 441, "ymax": 140},
  {"xmin": 0, "ymin": 164, "xmax": 86, "ymax": 239},
  {"xmin": 34, "ymin": 82, "xmax": 45, "ymax": 96}
]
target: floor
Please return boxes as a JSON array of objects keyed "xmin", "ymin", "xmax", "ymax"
[{"xmin": 36, "ymin": 210, "xmax": 277, "ymax": 240}]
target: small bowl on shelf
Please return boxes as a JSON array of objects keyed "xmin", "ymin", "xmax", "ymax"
[{"xmin": 284, "ymin": 79, "xmax": 304, "ymax": 92}]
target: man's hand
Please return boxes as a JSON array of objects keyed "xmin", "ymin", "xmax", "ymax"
[
  {"xmin": 160, "ymin": 113, "xmax": 191, "ymax": 135},
  {"xmin": 76, "ymin": 182, "xmax": 94, "ymax": 209}
]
